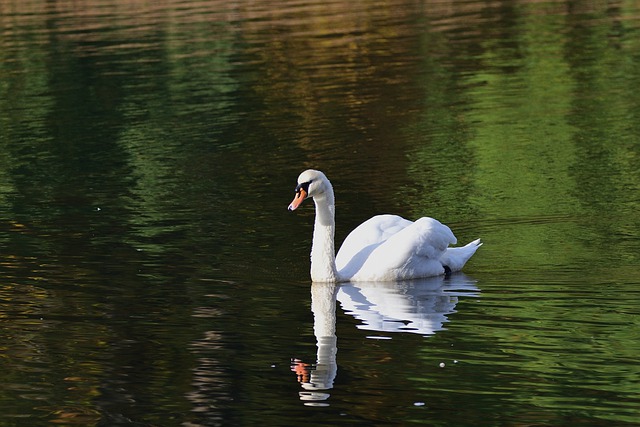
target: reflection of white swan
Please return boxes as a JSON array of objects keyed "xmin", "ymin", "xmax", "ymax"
[
  {"xmin": 293, "ymin": 276, "xmax": 478, "ymax": 404},
  {"xmin": 337, "ymin": 274, "xmax": 479, "ymax": 337},
  {"xmin": 288, "ymin": 170, "xmax": 482, "ymax": 282},
  {"xmin": 293, "ymin": 283, "xmax": 338, "ymax": 406}
]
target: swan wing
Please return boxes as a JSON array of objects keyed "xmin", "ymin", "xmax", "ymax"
[
  {"xmin": 336, "ymin": 215, "xmax": 412, "ymax": 275},
  {"xmin": 440, "ymin": 238, "xmax": 483, "ymax": 272},
  {"xmin": 349, "ymin": 217, "xmax": 457, "ymax": 281}
]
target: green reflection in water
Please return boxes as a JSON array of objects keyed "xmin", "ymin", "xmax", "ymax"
[
  {"xmin": 398, "ymin": 4, "xmax": 640, "ymax": 425},
  {"xmin": 404, "ymin": 1, "xmax": 640, "ymax": 278}
]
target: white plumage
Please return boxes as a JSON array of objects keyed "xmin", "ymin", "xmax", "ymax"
[{"xmin": 288, "ymin": 169, "xmax": 482, "ymax": 282}]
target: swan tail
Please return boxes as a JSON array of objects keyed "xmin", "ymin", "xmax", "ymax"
[{"xmin": 440, "ymin": 239, "xmax": 482, "ymax": 272}]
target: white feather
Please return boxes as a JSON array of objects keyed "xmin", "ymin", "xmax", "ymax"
[{"xmin": 289, "ymin": 170, "xmax": 481, "ymax": 282}]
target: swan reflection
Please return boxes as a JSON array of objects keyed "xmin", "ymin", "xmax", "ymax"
[
  {"xmin": 291, "ymin": 282, "xmax": 338, "ymax": 406},
  {"xmin": 339, "ymin": 274, "xmax": 479, "ymax": 337},
  {"xmin": 292, "ymin": 274, "xmax": 479, "ymax": 404}
]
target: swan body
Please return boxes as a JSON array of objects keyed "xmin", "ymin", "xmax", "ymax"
[{"xmin": 288, "ymin": 169, "xmax": 481, "ymax": 282}]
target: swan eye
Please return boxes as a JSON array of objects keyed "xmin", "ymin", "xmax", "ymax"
[{"xmin": 295, "ymin": 180, "xmax": 312, "ymax": 195}]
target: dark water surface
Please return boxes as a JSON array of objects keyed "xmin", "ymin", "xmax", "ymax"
[{"xmin": 2, "ymin": 0, "xmax": 640, "ymax": 425}]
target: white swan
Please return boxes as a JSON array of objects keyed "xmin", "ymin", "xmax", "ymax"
[{"xmin": 288, "ymin": 169, "xmax": 482, "ymax": 282}]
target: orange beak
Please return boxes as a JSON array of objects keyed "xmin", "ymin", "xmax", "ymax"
[{"xmin": 288, "ymin": 188, "xmax": 307, "ymax": 211}]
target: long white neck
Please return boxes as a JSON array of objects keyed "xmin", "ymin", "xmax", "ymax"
[{"xmin": 310, "ymin": 187, "xmax": 339, "ymax": 282}]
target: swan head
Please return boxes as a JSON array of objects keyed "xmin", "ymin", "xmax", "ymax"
[{"xmin": 288, "ymin": 169, "xmax": 331, "ymax": 211}]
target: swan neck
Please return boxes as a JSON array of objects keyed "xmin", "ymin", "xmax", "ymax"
[{"xmin": 311, "ymin": 191, "xmax": 339, "ymax": 282}]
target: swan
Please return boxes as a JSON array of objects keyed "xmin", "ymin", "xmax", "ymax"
[{"xmin": 288, "ymin": 169, "xmax": 482, "ymax": 282}]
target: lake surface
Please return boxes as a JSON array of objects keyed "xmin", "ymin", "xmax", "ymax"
[{"xmin": 2, "ymin": 0, "xmax": 640, "ymax": 425}]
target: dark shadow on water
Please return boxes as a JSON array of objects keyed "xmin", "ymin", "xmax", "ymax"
[{"xmin": 291, "ymin": 274, "xmax": 479, "ymax": 406}]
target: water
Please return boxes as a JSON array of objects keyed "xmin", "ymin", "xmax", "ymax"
[{"xmin": 1, "ymin": 0, "xmax": 640, "ymax": 425}]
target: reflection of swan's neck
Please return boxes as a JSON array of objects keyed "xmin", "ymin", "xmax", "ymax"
[
  {"xmin": 311, "ymin": 282, "xmax": 337, "ymax": 338},
  {"xmin": 311, "ymin": 189, "xmax": 339, "ymax": 282},
  {"xmin": 307, "ymin": 283, "xmax": 338, "ymax": 391}
]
